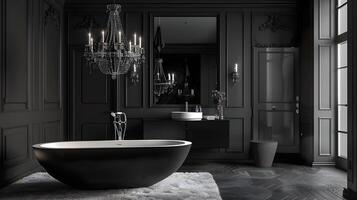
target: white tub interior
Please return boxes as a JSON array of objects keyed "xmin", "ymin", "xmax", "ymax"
[{"xmin": 37, "ymin": 140, "xmax": 191, "ymax": 149}]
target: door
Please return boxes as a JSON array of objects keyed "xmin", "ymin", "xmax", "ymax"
[{"xmin": 253, "ymin": 48, "xmax": 300, "ymax": 153}]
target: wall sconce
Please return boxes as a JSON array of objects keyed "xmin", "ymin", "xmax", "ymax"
[
  {"xmin": 130, "ymin": 64, "xmax": 140, "ymax": 84},
  {"xmin": 232, "ymin": 63, "xmax": 240, "ymax": 84}
]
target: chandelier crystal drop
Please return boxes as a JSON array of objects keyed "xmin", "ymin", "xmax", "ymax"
[{"xmin": 84, "ymin": 4, "xmax": 145, "ymax": 80}]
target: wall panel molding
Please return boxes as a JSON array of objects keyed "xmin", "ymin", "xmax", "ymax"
[
  {"xmin": 1, "ymin": 125, "xmax": 29, "ymax": 167},
  {"xmin": 2, "ymin": 0, "xmax": 31, "ymax": 112},
  {"xmin": 43, "ymin": 120, "xmax": 61, "ymax": 142},
  {"xmin": 318, "ymin": 45, "xmax": 332, "ymax": 110},
  {"xmin": 80, "ymin": 52, "xmax": 109, "ymax": 105},
  {"xmin": 318, "ymin": 0, "xmax": 332, "ymax": 40},
  {"xmin": 124, "ymin": 12, "xmax": 144, "ymax": 108},
  {"xmin": 226, "ymin": 12, "xmax": 244, "ymax": 108},
  {"xmin": 80, "ymin": 122, "xmax": 109, "ymax": 140},
  {"xmin": 318, "ymin": 117, "xmax": 332, "ymax": 156},
  {"xmin": 226, "ymin": 118, "xmax": 244, "ymax": 152},
  {"xmin": 43, "ymin": 1, "xmax": 62, "ymax": 110},
  {"xmin": 0, "ymin": 0, "xmax": 65, "ymax": 187}
]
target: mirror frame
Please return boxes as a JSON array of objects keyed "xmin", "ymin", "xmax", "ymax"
[{"xmin": 149, "ymin": 12, "xmax": 221, "ymax": 108}]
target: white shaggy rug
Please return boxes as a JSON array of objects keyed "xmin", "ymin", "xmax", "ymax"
[{"xmin": 0, "ymin": 172, "xmax": 222, "ymax": 200}]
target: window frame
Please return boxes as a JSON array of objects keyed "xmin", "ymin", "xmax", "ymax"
[{"xmin": 336, "ymin": 0, "xmax": 348, "ymax": 161}]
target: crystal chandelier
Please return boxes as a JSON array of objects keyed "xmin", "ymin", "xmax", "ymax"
[
  {"xmin": 153, "ymin": 25, "xmax": 175, "ymax": 96},
  {"xmin": 153, "ymin": 58, "xmax": 175, "ymax": 97},
  {"xmin": 178, "ymin": 58, "xmax": 195, "ymax": 99},
  {"xmin": 84, "ymin": 4, "xmax": 145, "ymax": 80},
  {"xmin": 83, "ymin": 4, "xmax": 145, "ymax": 141}
]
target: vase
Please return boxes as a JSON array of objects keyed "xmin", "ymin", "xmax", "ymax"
[{"xmin": 216, "ymin": 103, "xmax": 224, "ymax": 120}]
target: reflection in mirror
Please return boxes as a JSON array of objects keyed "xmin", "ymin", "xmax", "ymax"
[{"xmin": 153, "ymin": 17, "xmax": 218, "ymax": 105}]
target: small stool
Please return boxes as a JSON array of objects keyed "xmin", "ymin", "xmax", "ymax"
[{"xmin": 251, "ymin": 140, "xmax": 278, "ymax": 168}]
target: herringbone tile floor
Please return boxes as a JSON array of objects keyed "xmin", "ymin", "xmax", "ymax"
[{"xmin": 180, "ymin": 162, "xmax": 347, "ymax": 200}]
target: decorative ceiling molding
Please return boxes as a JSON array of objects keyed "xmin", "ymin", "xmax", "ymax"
[
  {"xmin": 44, "ymin": 3, "xmax": 60, "ymax": 29},
  {"xmin": 258, "ymin": 15, "xmax": 290, "ymax": 32}
]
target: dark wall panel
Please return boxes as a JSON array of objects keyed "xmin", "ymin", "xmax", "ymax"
[
  {"xmin": 3, "ymin": 0, "xmax": 29, "ymax": 111},
  {"xmin": 143, "ymin": 120, "xmax": 186, "ymax": 140},
  {"xmin": 228, "ymin": 118, "xmax": 244, "ymax": 152},
  {"xmin": 0, "ymin": 0, "xmax": 65, "ymax": 187},
  {"xmin": 226, "ymin": 12, "xmax": 244, "ymax": 108},
  {"xmin": 125, "ymin": 12, "xmax": 144, "ymax": 108},
  {"xmin": 81, "ymin": 58, "xmax": 109, "ymax": 104},
  {"xmin": 43, "ymin": 121, "xmax": 61, "ymax": 142},
  {"xmin": 44, "ymin": 2, "xmax": 62, "ymax": 110},
  {"xmin": 81, "ymin": 123, "xmax": 109, "ymax": 140},
  {"xmin": 125, "ymin": 118, "xmax": 143, "ymax": 139},
  {"xmin": 71, "ymin": 46, "xmax": 112, "ymax": 141},
  {"xmin": 2, "ymin": 126, "xmax": 29, "ymax": 167}
]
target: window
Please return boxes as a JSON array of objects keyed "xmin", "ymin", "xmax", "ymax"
[{"xmin": 336, "ymin": 0, "xmax": 348, "ymax": 159}]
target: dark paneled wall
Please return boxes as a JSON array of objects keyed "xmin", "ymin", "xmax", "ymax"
[
  {"xmin": 66, "ymin": 0, "xmax": 299, "ymax": 160},
  {"xmin": 0, "ymin": 0, "xmax": 65, "ymax": 186}
]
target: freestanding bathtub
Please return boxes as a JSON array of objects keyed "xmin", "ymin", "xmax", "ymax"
[{"xmin": 33, "ymin": 140, "xmax": 191, "ymax": 189}]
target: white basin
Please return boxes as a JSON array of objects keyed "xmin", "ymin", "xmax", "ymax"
[{"xmin": 171, "ymin": 111, "xmax": 203, "ymax": 121}]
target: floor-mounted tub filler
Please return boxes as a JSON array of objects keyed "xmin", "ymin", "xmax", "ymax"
[{"xmin": 33, "ymin": 140, "xmax": 191, "ymax": 189}]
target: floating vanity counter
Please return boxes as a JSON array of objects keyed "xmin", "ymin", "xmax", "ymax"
[
  {"xmin": 143, "ymin": 119, "xmax": 229, "ymax": 149},
  {"xmin": 171, "ymin": 111, "xmax": 203, "ymax": 121}
]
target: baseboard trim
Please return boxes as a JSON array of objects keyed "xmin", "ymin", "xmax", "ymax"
[
  {"xmin": 343, "ymin": 188, "xmax": 357, "ymax": 200},
  {"xmin": 312, "ymin": 161, "xmax": 335, "ymax": 166}
]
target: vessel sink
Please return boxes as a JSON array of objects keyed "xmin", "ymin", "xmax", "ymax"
[{"xmin": 171, "ymin": 111, "xmax": 203, "ymax": 121}]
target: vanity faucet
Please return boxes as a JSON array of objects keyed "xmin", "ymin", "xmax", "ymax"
[{"xmin": 185, "ymin": 101, "xmax": 189, "ymax": 112}]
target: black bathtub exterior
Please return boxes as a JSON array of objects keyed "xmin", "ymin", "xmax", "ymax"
[{"xmin": 33, "ymin": 140, "xmax": 191, "ymax": 189}]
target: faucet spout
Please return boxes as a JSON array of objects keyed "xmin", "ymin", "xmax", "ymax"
[{"xmin": 111, "ymin": 112, "xmax": 127, "ymax": 140}]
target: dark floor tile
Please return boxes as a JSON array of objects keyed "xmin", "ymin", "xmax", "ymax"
[{"xmin": 180, "ymin": 162, "xmax": 347, "ymax": 200}]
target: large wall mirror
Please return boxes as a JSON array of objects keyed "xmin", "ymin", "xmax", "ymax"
[{"xmin": 152, "ymin": 16, "xmax": 218, "ymax": 106}]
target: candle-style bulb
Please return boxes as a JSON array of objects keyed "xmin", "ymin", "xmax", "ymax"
[
  {"xmin": 234, "ymin": 63, "xmax": 238, "ymax": 73},
  {"xmin": 168, "ymin": 73, "xmax": 171, "ymax": 81},
  {"xmin": 172, "ymin": 73, "xmax": 175, "ymax": 82},
  {"xmin": 118, "ymin": 31, "xmax": 122, "ymax": 43},
  {"xmin": 157, "ymin": 72, "xmax": 160, "ymax": 81},
  {"xmin": 129, "ymin": 41, "xmax": 132, "ymax": 52},
  {"xmin": 133, "ymin": 64, "xmax": 137, "ymax": 72},
  {"xmin": 101, "ymin": 30, "xmax": 105, "ymax": 43},
  {"xmin": 134, "ymin": 33, "xmax": 137, "ymax": 45},
  {"xmin": 139, "ymin": 36, "xmax": 142, "ymax": 48}
]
